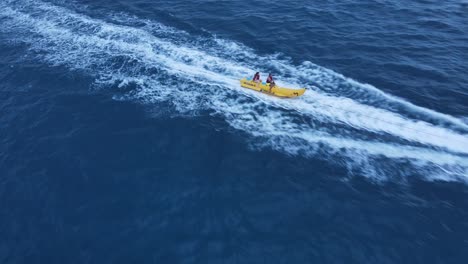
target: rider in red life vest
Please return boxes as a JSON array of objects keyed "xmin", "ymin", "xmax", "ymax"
[
  {"xmin": 266, "ymin": 73, "xmax": 275, "ymax": 92},
  {"xmin": 252, "ymin": 72, "xmax": 261, "ymax": 83},
  {"xmin": 266, "ymin": 73, "xmax": 274, "ymax": 84}
]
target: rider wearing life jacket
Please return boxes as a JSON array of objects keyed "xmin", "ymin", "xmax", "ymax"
[
  {"xmin": 252, "ymin": 72, "xmax": 261, "ymax": 83},
  {"xmin": 266, "ymin": 73, "xmax": 275, "ymax": 92},
  {"xmin": 266, "ymin": 73, "xmax": 274, "ymax": 84}
]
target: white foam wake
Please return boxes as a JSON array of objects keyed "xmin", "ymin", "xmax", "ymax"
[{"xmin": 1, "ymin": 0, "xmax": 467, "ymax": 180}]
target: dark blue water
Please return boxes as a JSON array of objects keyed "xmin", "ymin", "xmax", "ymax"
[{"xmin": 1, "ymin": 0, "xmax": 468, "ymax": 263}]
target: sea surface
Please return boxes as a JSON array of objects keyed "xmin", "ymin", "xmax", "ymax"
[{"xmin": 1, "ymin": 0, "xmax": 468, "ymax": 263}]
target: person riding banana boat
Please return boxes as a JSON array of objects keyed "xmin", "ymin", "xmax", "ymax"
[
  {"xmin": 266, "ymin": 73, "xmax": 275, "ymax": 92},
  {"xmin": 252, "ymin": 72, "xmax": 261, "ymax": 83}
]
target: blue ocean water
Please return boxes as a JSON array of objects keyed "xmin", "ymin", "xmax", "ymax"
[{"xmin": 1, "ymin": 0, "xmax": 468, "ymax": 263}]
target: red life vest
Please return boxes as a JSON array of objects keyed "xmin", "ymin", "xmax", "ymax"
[
  {"xmin": 253, "ymin": 73, "xmax": 260, "ymax": 81},
  {"xmin": 266, "ymin": 75, "xmax": 273, "ymax": 83}
]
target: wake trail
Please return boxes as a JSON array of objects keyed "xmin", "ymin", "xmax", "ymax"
[{"xmin": 1, "ymin": 0, "xmax": 467, "ymax": 180}]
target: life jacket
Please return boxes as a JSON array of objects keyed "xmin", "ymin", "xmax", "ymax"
[
  {"xmin": 253, "ymin": 73, "xmax": 260, "ymax": 81},
  {"xmin": 266, "ymin": 75, "xmax": 273, "ymax": 83}
]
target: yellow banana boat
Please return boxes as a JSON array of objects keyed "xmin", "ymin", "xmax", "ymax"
[{"xmin": 240, "ymin": 78, "xmax": 306, "ymax": 98}]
